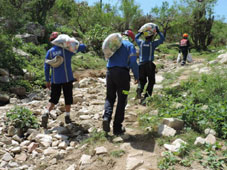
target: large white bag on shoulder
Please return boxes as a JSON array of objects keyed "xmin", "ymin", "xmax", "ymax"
[
  {"xmin": 102, "ymin": 33, "xmax": 122, "ymax": 59},
  {"xmin": 51, "ymin": 34, "xmax": 80, "ymax": 53},
  {"xmin": 187, "ymin": 53, "xmax": 193, "ymax": 63},
  {"xmin": 138, "ymin": 23, "xmax": 157, "ymax": 35}
]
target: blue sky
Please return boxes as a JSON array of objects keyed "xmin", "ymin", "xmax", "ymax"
[{"xmin": 83, "ymin": 0, "xmax": 227, "ymax": 21}]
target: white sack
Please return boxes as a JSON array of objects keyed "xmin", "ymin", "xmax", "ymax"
[
  {"xmin": 102, "ymin": 33, "xmax": 122, "ymax": 59},
  {"xmin": 51, "ymin": 34, "xmax": 80, "ymax": 53}
]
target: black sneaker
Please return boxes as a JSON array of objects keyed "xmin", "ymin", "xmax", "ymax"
[
  {"xmin": 41, "ymin": 113, "xmax": 49, "ymax": 129},
  {"xmin": 102, "ymin": 117, "xmax": 110, "ymax": 132},
  {"xmin": 113, "ymin": 127, "xmax": 126, "ymax": 136},
  {"xmin": 65, "ymin": 115, "xmax": 72, "ymax": 124}
]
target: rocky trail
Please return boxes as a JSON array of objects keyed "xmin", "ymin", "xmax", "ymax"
[{"xmin": 0, "ymin": 52, "xmax": 227, "ymax": 170}]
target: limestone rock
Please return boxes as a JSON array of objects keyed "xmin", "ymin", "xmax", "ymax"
[
  {"xmin": 162, "ymin": 118, "xmax": 184, "ymax": 130},
  {"xmin": 158, "ymin": 124, "xmax": 176, "ymax": 137}
]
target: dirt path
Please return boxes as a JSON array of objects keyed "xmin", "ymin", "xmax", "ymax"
[{"xmin": 1, "ymin": 56, "xmax": 211, "ymax": 170}]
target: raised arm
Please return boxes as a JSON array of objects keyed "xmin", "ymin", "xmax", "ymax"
[
  {"xmin": 153, "ymin": 26, "xmax": 165, "ymax": 48},
  {"xmin": 135, "ymin": 32, "xmax": 143, "ymax": 46}
]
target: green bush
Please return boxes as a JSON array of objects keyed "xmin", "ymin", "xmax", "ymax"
[
  {"xmin": 0, "ymin": 31, "xmax": 25, "ymax": 75},
  {"xmin": 6, "ymin": 106, "xmax": 39, "ymax": 130},
  {"xmin": 84, "ymin": 24, "xmax": 113, "ymax": 56},
  {"xmin": 142, "ymin": 68, "xmax": 227, "ymax": 139}
]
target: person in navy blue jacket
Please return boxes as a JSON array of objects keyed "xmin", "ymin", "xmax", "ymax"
[
  {"xmin": 135, "ymin": 26, "xmax": 165, "ymax": 105},
  {"xmin": 103, "ymin": 30, "xmax": 139, "ymax": 135},
  {"xmin": 42, "ymin": 32, "xmax": 86, "ymax": 128}
]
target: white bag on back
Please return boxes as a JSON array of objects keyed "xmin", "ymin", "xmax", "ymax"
[
  {"xmin": 51, "ymin": 34, "xmax": 80, "ymax": 53},
  {"xmin": 102, "ymin": 33, "xmax": 122, "ymax": 59},
  {"xmin": 177, "ymin": 53, "xmax": 181, "ymax": 63},
  {"xmin": 138, "ymin": 23, "xmax": 157, "ymax": 36},
  {"xmin": 187, "ymin": 53, "xmax": 193, "ymax": 63}
]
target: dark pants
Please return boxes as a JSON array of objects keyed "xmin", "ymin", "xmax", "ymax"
[
  {"xmin": 181, "ymin": 49, "xmax": 188, "ymax": 64},
  {"xmin": 137, "ymin": 61, "xmax": 156, "ymax": 98},
  {"xmin": 103, "ymin": 67, "xmax": 130, "ymax": 132},
  {"xmin": 49, "ymin": 81, "xmax": 73, "ymax": 105}
]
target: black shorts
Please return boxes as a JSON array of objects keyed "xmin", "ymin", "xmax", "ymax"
[{"xmin": 49, "ymin": 81, "xmax": 73, "ymax": 105}]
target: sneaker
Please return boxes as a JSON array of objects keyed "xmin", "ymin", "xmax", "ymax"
[
  {"xmin": 65, "ymin": 115, "xmax": 72, "ymax": 124},
  {"xmin": 102, "ymin": 117, "xmax": 110, "ymax": 132},
  {"xmin": 41, "ymin": 113, "xmax": 49, "ymax": 129},
  {"xmin": 113, "ymin": 127, "xmax": 126, "ymax": 136},
  {"xmin": 140, "ymin": 98, "xmax": 147, "ymax": 106}
]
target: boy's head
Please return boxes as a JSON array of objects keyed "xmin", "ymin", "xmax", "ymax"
[
  {"xmin": 122, "ymin": 30, "xmax": 135, "ymax": 42},
  {"xmin": 49, "ymin": 32, "xmax": 59, "ymax": 41}
]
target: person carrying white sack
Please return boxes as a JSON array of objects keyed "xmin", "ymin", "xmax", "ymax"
[
  {"xmin": 42, "ymin": 32, "xmax": 86, "ymax": 128},
  {"xmin": 135, "ymin": 23, "xmax": 165, "ymax": 105},
  {"xmin": 179, "ymin": 33, "xmax": 191, "ymax": 66}
]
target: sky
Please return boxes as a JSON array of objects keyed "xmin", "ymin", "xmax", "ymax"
[{"xmin": 83, "ymin": 0, "xmax": 227, "ymax": 21}]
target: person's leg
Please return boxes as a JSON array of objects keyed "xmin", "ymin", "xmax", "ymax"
[
  {"xmin": 145, "ymin": 62, "xmax": 156, "ymax": 98},
  {"xmin": 63, "ymin": 81, "xmax": 73, "ymax": 124},
  {"xmin": 181, "ymin": 50, "xmax": 188, "ymax": 65},
  {"xmin": 42, "ymin": 83, "xmax": 61, "ymax": 128},
  {"xmin": 137, "ymin": 64, "xmax": 147, "ymax": 99},
  {"xmin": 113, "ymin": 69, "xmax": 130, "ymax": 135},
  {"xmin": 103, "ymin": 69, "xmax": 117, "ymax": 132}
]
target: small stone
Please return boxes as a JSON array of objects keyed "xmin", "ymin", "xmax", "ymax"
[
  {"xmin": 15, "ymin": 152, "xmax": 27, "ymax": 161},
  {"xmin": 2, "ymin": 152, "xmax": 13, "ymax": 162},
  {"xmin": 58, "ymin": 141, "xmax": 67, "ymax": 150},
  {"xmin": 8, "ymin": 126, "xmax": 15, "ymax": 137},
  {"xmin": 79, "ymin": 154, "xmax": 91, "ymax": 165},
  {"xmin": 95, "ymin": 146, "xmax": 107, "ymax": 155},
  {"xmin": 11, "ymin": 146, "xmax": 21, "ymax": 154}
]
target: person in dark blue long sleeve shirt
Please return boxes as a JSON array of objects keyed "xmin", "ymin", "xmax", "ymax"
[
  {"xmin": 135, "ymin": 26, "xmax": 165, "ymax": 105},
  {"xmin": 42, "ymin": 32, "xmax": 86, "ymax": 128},
  {"xmin": 103, "ymin": 30, "xmax": 139, "ymax": 135}
]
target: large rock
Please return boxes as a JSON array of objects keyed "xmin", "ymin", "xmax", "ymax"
[
  {"xmin": 13, "ymin": 48, "xmax": 30, "ymax": 59},
  {"xmin": 10, "ymin": 86, "xmax": 26, "ymax": 96},
  {"xmin": 15, "ymin": 33, "xmax": 39, "ymax": 44},
  {"xmin": 164, "ymin": 138, "xmax": 187, "ymax": 152},
  {"xmin": 0, "ymin": 94, "xmax": 10, "ymax": 105},
  {"xmin": 162, "ymin": 118, "xmax": 184, "ymax": 130},
  {"xmin": 26, "ymin": 22, "xmax": 45, "ymax": 38},
  {"xmin": 0, "ymin": 76, "xmax": 10, "ymax": 83},
  {"xmin": 0, "ymin": 68, "xmax": 9, "ymax": 76},
  {"xmin": 158, "ymin": 124, "xmax": 176, "ymax": 137}
]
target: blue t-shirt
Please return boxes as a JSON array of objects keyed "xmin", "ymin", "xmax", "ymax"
[{"xmin": 107, "ymin": 40, "xmax": 139, "ymax": 80}]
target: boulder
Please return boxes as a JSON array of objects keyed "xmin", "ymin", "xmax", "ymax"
[
  {"xmin": 162, "ymin": 118, "xmax": 184, "ymax": 130},
  {"xmin": 10, "ymin": 86, "xmax": 26, "ymax": 96},
  {"xmin": 0, "ymin": 68, "xmax": 9, "ymax": 76}
]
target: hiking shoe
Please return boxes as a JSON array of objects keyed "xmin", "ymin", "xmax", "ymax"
[
  {"xmin": 41, "ymin": 113, "xmax": 49, "ymax": 129},
  {"xmin": 65, "ymin": 115, "xmax": 72, "ymax": 124},
  {"xmin": 113, "ymin": 127, "xmax": 126, "ymax": 136},
  {"xmin": 102, "ymin": 117, "xmax": 110, "ymax": 132}
]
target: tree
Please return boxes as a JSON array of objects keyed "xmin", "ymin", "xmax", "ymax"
[
  {"xmin": 151, "ymin": 1, "xmax": 177, "ymax": 38},
  {"xmin": 119, "ymin": 0, "xmax": 142, "ymax": 30},
  {"xmin": 180, "ymin": 0, "xmax": 217, "ymax": 50}
]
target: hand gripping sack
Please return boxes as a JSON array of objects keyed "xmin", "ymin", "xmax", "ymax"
[
  {"xmin": 138, "ymin": 23, "xmax": 157, "ymax": 36},
  {"xmin": 51, "ymin": 34, "xmax": 80, "ymax": 53},
  {"xmin": 102, "ymin": 33, "xmax": 122, "ymax": 59}
]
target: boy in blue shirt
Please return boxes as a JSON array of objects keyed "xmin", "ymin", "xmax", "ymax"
[
  {"xmin": 135, "ymin": 26, "xmax": 165, "ymax": 104},
  {"xmin": 42, "ymin": 32, "xmax": 86, "ymax": 128},
  {"xmin": 103, "ymin": 30, "xmax": 139, "ymax": 135}
]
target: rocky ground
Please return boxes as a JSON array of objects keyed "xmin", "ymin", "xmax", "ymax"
[{"xmin": 0, "ymin": 52, "xmax": 227, "ymax": 170}]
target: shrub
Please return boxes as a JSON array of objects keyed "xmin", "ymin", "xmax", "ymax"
[
  {"xmin": 6, "ymin": 106, "xmax": 39, "ymax": 130},
  {"xmin": 141, "ymin": 68, "xmax": 227, "ymax": 139}
]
